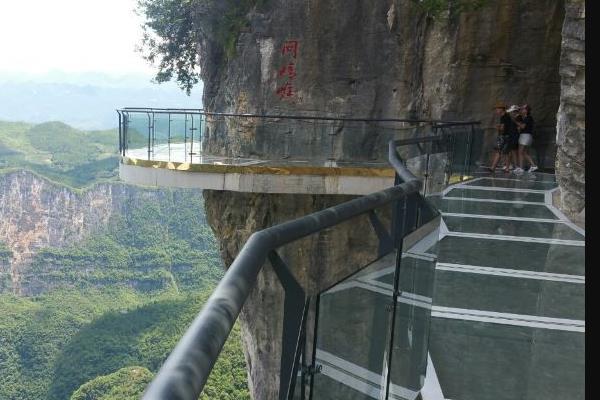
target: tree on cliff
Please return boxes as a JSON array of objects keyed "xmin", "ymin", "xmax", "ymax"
[{"xmin": 137, "ymin": 0, "xmax": 267, "ymax": 94}]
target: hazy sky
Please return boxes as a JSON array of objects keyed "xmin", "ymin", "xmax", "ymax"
[{"xmin": 0, "ymin": 0, "xmax": 155, "ymax": 76}]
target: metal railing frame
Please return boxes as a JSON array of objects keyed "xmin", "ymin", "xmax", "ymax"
[{"xmin": 117, "ymin": 108, "xmax": 481, "ymax": 164}]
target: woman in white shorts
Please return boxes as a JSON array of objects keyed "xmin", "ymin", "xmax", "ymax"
[{"xmin": 514, "ymin": 104, "xmax": 538, "ymax": 173}]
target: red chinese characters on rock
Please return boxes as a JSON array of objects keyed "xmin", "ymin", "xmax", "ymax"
[
  {"xmin": 276, "ymin": 81, "xmax": 294, "ymax": 98},
  {"xmin": 281, "ymin": 40, "xmax": 299, "ymax": 58},
  {"xmin": 278, "ymin": 63, "xmax": 297, "ymax": 80},
  {"xmin": 276, "ymin": 40, "xmax": 299, "ymax": 99}
]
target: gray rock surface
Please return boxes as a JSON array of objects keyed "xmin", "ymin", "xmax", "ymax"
[
  {"xmin": 555, "ymin": 0, "xmax": 585, "ymax": 218},
  {"xmin": 201, "ymin": 0, "xmax": 564, "ymax": 168}
]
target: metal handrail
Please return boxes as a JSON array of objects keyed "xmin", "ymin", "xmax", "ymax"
[
  {"xmin": 141, "ymin": 141, "xmax": 423, "ymax": 400},
  {"xmin": 118, "ymin": 107, "xmax": 480, "ymax": 124}
]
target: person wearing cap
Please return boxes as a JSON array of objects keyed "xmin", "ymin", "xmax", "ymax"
[
  {"xmin": 489, "ymin": 102, "xmax": 517, "ymax": 173},
  {"xmin": 513, "ymin": 104, "xmax": 538, "ymax": 173}
]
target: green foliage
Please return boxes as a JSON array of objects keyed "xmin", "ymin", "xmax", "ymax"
[
  {"xmin": 0, "ymin": 289, "xmax": 164, "ymax": 400},
  {"xmin": 70, "ymin": 366, "xmax": 154, "ymax": 400},
  {"xmin": 412, "ymin": 0, "xmax": 488, "ymax": 18},
  {"xmin": 0, "ymin": 120, "xmax": 119, "ymax": 187},
  {"xmin": 137, "ymin": 0, "xmax": 268, "ymax": 93},
  {"xmin": 0, "ymin": 290, "xmax": 250, "ymax": 400}
]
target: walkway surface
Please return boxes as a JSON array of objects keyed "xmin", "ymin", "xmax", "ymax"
[{"xmin": 426, "ymin": 173, "xmax": 585, "ymax": 400}]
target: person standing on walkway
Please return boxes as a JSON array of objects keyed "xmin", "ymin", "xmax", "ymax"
[
  {"xmin": 514, "ymin": 104, "xmax": 538, "ymax": 173},
  {"xmin": 489, "ymin": 102, "xmax": 516, "ymax": 173},
  {"xmin": 505, "ymin": 105, "xmax": 521, "ymax": 172}
]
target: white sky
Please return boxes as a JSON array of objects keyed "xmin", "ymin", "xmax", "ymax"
[{"xmin": 0, "ymin": 0, "xmax": 155, "ymax": 75}]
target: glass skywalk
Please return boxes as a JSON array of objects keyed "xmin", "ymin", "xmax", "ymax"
[{"xmin": 427, "ymin": 174, "xmax": 585, "ymax": 400}]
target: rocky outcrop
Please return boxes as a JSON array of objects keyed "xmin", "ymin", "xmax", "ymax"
[
  {"xmin": 0, "ymin": 170, "xmax": 161, "ymax": 294},
  {"xmin": 195, "ymin": 1, "xmax": 568, "ymax": 398},
  {"xmin": 556, "ymin": 0, "xmax": 585, "ymax": 219}
]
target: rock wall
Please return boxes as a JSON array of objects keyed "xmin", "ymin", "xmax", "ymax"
[
  {"xmin": 201, "ymin": 0, "xmax": 564, "ymax": 167},
  {"xmin": 195, "ymin": 1, "xmax": 568, "ymax": 398},
  {"xmin": 555, "ymin": 0, "xmax": 585, "ymax": 220},
  {"xmin": 0, "ymin": 170, "xmax": 161, "ymax": 294}
]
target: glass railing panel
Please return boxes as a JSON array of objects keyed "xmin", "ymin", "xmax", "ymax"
[
  {"xmin": 388, "ymin": 252, "xmax": 436, "ymax": 400},
  {"xmin": 311, "ymin": 251, "xmax": 397, "ymax": 400},
  {"xmin": 152, "ymin": 112, "xmax": 171, "ymax": 160},
  {"xmin": 125, "ymin": 112, "xmax": 150, "ymax": 156},
  {"xmin": 168, "ymin": 113, "xmax": 189, "ymax": 163}
]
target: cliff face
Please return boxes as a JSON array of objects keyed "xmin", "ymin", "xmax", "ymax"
[
  {"xmin": 202, "ymin": 0, "xmax": 564, "ymax": 167},
  {"xmin": 555, "ymin": 0, "xmax": 585, "ymax": 221},
  {"xmin": 0, "ymin": 171, "xmax": 163, "ymax": 294},
  {"xmin": 196, "ymin": 1, "xmax": 569, "ymax": 398}
]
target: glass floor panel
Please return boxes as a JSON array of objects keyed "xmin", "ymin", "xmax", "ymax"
[
  {"xmin": 428, "ymin": 173, "xmax": 584, "ymax": 400},
  {"xmin": 463, "ymin": 177, "xmax": 557, "ymax": 190},
  {"xmin": 428, "ymin": 318, "xmax": 584, "ymax": 400},
  {"xmin": 429, "ymin": 198, "xmax": 558, "ymax": 219},
  {"xmin": 436, "ymin": 236, "xmax": 585, "ymax": 275},
  {"xmin": 443, "ymin": 216, "xmax": 584, "ymax": 240},
  {"xmin": 445, "ymin": 188, "xmax": 545, "ymax": 202},
  {"xmin": 432, "ymin": 270, "xmax": 584, "ymax": 320},
  {"xmin": 311, "ymin": 374, "xmax": 376, "ymax": 400}
]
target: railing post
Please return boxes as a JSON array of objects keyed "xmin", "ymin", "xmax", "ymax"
[
  {"xmin": 200, "ymin": 113, "xmax": 204, "ymax": 155},
  {"xmin": 117, "ymin": 110, "xmax": 122, "ymax": 156},
  {"xmin": 184, "ymin": 113, "xmax": 188, "ymax": 163},
  {"xmin": 123, "ymin": 112, "xmax": 129, "ymax": 157},
  {"xmin": 147, "ymin": 112, "xmax": 152, "ymax": 161},
  {"xmin": 190, "ymin": 114, "xmax": 195, "ymax": 159},
  {"xmin": 466, "ymin": 124, "xmax": 475, "ymax": 178},
  {"xmin": 168, "ymin": 113, "xmax": 172, "ymax": 162},
  {"xmin": 152, "ymin": 111, "xmax": 156, "ymax": 151}
]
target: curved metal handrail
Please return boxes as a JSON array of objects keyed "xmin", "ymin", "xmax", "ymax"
[
  {"xmin": 141, "ymin": 141, "xmax": 422, "ymax": 400},
  {"xmin": 118, "ymin": 107, "xmax": 480, "ymax": 125}
]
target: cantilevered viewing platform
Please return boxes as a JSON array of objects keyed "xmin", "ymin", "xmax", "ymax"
[
  {"xmin": 120, "ymin": 148, "xmax": 395, "ymax": 195},
  {"xmin": 117, "ymin": 108, "xmax": 480, "ymax": 195}
]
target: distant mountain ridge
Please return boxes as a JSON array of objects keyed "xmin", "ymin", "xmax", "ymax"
[
  {"xmin": 0, "ymin": 71, "xmax": 203, "ymax": 130},
  {"xmin": 0, "ymin": 120, "xmax": 119, "ymax": 187}
]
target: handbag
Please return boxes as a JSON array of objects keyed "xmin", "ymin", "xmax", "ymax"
[{"xmin": 494, "ymin": 135, "xmax": 505, "ymax": 151}]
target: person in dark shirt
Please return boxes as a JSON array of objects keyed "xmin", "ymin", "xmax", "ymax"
[
  {"xmin": 505, "ymin": 105, "xmax": 521, "ymax": 171},
  {"xmin": 489, "ymin": 103, "xmax": 517, "ymax": 172},
  {"xmin": 513, "ymin": 104, "xmax": 538, "ymax": 173}
]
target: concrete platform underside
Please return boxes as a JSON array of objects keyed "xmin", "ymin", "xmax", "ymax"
[{"xmin": 119, "ymin": 156, "xmax": 395, "ymax": 195}]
